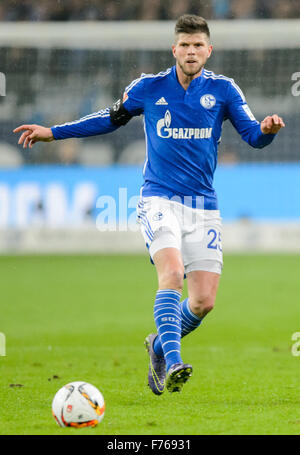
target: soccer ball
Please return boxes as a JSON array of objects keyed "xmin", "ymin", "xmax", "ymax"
[{"xmin": 52, "ymin": 381, "xmax": 105, "ymax": 428}]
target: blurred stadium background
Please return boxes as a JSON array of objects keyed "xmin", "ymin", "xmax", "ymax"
[{"xmin": 0, "ymin": 0, "xmax": 299, "ymax": 254}]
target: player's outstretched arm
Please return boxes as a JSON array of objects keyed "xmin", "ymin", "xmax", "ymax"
[
  {"xmin": 13, "ymin": 79, "xmax": 145, "ymax": 147},
  {"xmin": 260, "ymin": 114, "xmax": 285, "ymax": 134},
  {"xmin": 13, "ymin": 124, "xmax": 54, "ymax": 149}
]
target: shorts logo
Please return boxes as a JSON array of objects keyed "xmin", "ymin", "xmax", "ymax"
[
  {"xmin": 153, "ymin": 211, "xmax": 163, "ymax": 221},
  {"xmin": 200, "ymin": 94, "xmax": 216, "ymax": 109}
]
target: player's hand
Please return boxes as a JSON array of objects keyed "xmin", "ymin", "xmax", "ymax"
[
  {"xmin": 13, "ymin": 124, "xmax": 54, "ymax": 148},
  {"xmin": 260, "ymin": 115, "xmax": 285, "ymax": 134}
]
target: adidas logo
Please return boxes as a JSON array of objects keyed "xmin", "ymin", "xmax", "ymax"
[{"xmin": 155, "ymin": 97, "xmax": 168, "ymax": 105}]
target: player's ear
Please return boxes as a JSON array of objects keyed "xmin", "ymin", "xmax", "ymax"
[
  {"xmin": 172, "ymin": 45, "xmax": 176, "ymax": 59},
  {"xmin": 207, "ymin": 45, "xmax": 213, "ymax": 59}
]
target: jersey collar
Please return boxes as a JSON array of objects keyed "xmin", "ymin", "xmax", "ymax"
[{"xmin": 171, "ymin": 65, "xmax": 205, "ymax": 89}]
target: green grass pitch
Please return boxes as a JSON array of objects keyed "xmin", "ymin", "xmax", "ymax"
[{"xmin": 0, "ymin": 254, "xmax": 300, "ymax": 435}]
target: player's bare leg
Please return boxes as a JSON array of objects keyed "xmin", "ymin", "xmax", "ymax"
[
  {"xmin": 186, "ymin": 270, "xmax": 220, "ymax": 318},
  {"xmin": 153, "ymin": 247, "xmax": 184, "ymax": 293}
]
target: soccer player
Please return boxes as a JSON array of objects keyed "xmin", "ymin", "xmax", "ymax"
[{"xmin": 14, "ymin": 15, "xmax": 285, "ymax": 395}]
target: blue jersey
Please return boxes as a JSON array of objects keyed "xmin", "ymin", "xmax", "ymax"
[{"xmin": 51, "ymin": 66, "xmax": 276, "ymax": 210}]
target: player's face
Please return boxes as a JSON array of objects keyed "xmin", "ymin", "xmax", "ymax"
[{"xmin": 172, "ymin": 32, "xmax": 213, "ymax": 78}]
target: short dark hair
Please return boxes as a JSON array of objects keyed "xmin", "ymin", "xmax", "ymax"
[{"xmin": 175, "ymin": 14, "xmax": 210, "ymax": 40}]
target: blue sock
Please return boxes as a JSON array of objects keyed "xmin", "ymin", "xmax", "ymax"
[
  {"xmin": 181, "ymin": 298, "xmax": 203, "ymax": 337},
  {"xmin": 154, "ymin": 298, "xmax": 202, "ymax": 357},
  {"xmin": 154, "ymin": 289, "xmax": 182, "ymax": 371}
]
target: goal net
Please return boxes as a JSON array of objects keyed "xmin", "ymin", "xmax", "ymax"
[
  {"xmin": 0, "ymin": 19, "xmax": 299, "ymax": 165},
  {"xmin": 0, "ymin": 20, "xmax": 299, "ymax": 253}
]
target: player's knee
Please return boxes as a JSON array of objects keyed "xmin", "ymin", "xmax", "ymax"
[
  {"xmin": 159, "ymin": 268, "xmax": 184, "ymax": 292},
  {"xmin": 189, "ymin": 294, "xmax": 215, "ymax": 318}
]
